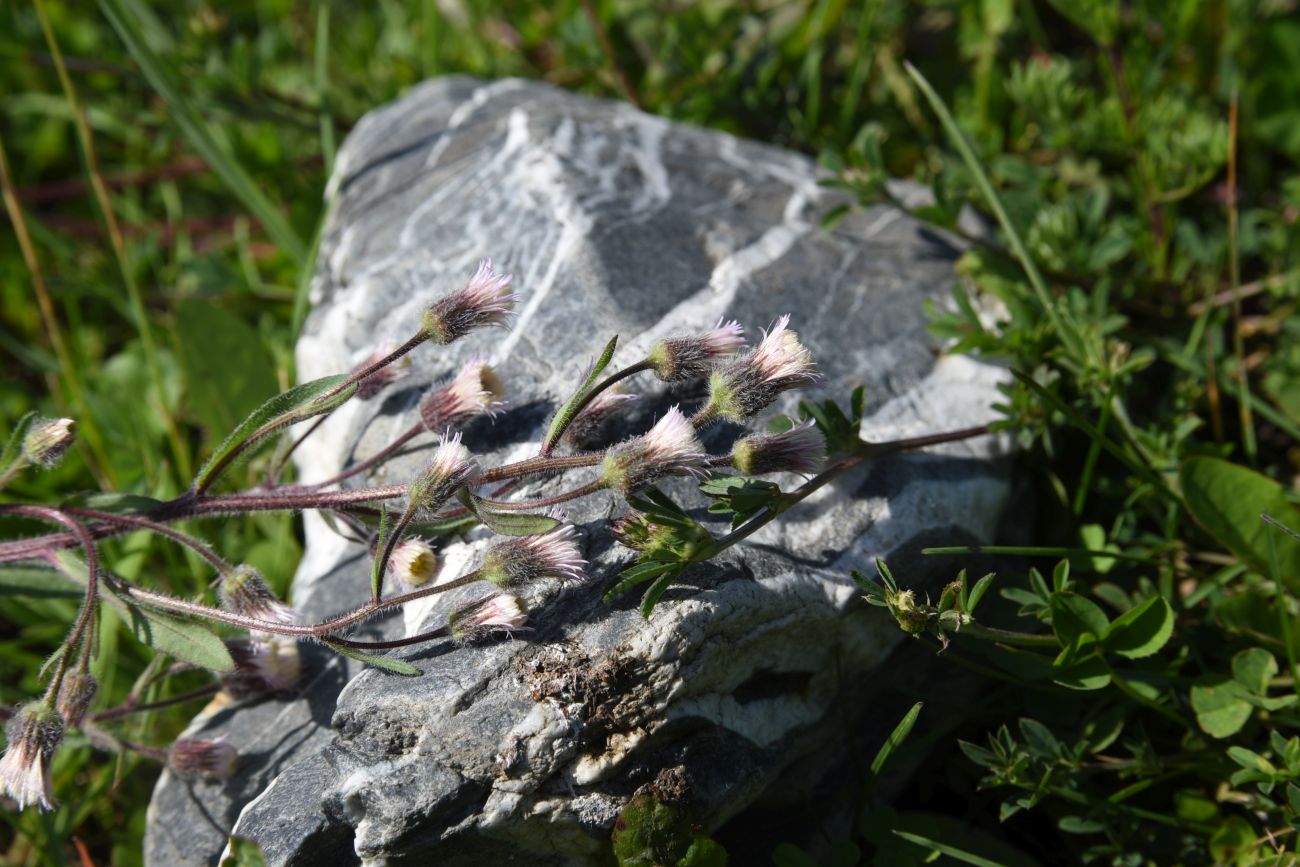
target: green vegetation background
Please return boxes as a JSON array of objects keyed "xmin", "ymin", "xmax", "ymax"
[{"xmin": 2, "ymin": 0, "xmax": 1300, "ymax": 864}]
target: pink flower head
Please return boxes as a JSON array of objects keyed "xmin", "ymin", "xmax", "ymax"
[
  {"xmin": 422, "ymin": 259, "xmax": 518, "ymax": 344},
  {"xmin": 419, "ymin": 357, "xmax": 508, "ymax": 430},
  {"xmin": 707, "ymin": 315, "xmax": 818, "ymax": 421},
  {"xmin": 352, "ymin": 341, "xmax": 413, "ymax": 400},
  {"xmin": 480, "ymin": 523, "xmax": 587, "ymax": 588},
  {"xmin": 408, "ymin": 431, "xmax": 481, "ymax": 511},
  {"xmin": 647, "ymin": 318, "xmax": 746, "ymax": 381},
  {"xmin": 0, "ymin": 703, "xmax": 63, "ymax": 811},
  {"xmin": 169, "ymin": 738, "xmax": 238, "ymax": 781},
  {"xmin": 448, "ymin": 593, "xmax": 529, "ymax": 644},
  {"xmin": 563, "ymin": 387, "xmax": 638, "ymax": 449},
  {"xmin": 222, "ymin": 638, "xmax": 302, "ymax": 697},
  {"xmin": 219, "ymin": 565, "xmax": 298, "ymax": 645},
  {"xmin": 731, "ymin": 419, "xmax": 826, "ymax": 475},
  {"xmin": 601, "ymin": 406, "xmax": 708, "ymax": 494}
]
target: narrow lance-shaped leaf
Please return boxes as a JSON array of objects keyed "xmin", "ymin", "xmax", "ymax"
[
  {"xmin": 456, "ymin": 490, "xmax": 561, "ymax": 537},
  {"xmin": 193, "ymin": 374, "xmax": 356, "ymax": 492},
  {"xmin": 0, "ymin": 410, "xmax": 36, "ymax": 478},
  {"xmin": 370, "ymin": 507, "xmax": 391, "ymax": 599},
  {"xmin": 870, "ymin": 702, "xmax": 923, "ymax": 775},
  {"xmin": 543, "ymin": 336, "xmax": 618, "ymax": 452},
  {"xmin": 322, "ymin": 639, "xmax": 421, "ymax": 676}
]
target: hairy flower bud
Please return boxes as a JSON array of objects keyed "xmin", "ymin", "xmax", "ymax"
[
  {"xmin": 479, "ymin": 524, "xmax": 586, "ymax": 588},
  {"xmin": 0, "ymin": 703, "xmax": 64, "ymax": 811},
  {"xmin": 731, "ymin": 420, "xmax": 826, "ymax": 475},
  {"xmin": 222, "ymin": 639, "xmax": 302, "ymax": 698},
  {"xmin": 705, "ymin": 315, "xmax": 818, "ymax": 422},
  {"xmin": 407, "ymin": 432, "xmax": 481, "ymax": 511},
  {"xmin": 422, "ymin": 260, "xmax": 517, "ymax": 344},
  {"xmin": 601, "ymin": 407, "xmax": 708, "ymax": 494},
  {"xmin": 448, "ymin": 593, "xmax": 528, "ymax": 644},
  {"xmin": 55, "ymin": 673, "xmax": 98, "ymax": 729},
  {"xmin": 563, "ymin": 387, "xmax": 638, "ymax": 449},
  {"xmin": 646, "ymin": 319, "xmax": 745, "ymax": 381},
  {"xmin": 169, "ymin": 738, "xmax": 238, "ymax": 781},
  {"xmin": 352, "ymin": 341, "xmax": 412, "ymax": 400},
  {"xmin": 22, "ymin": 417, "xmax": 76, "ymax": 468},
  {"xmin": 418, "ymin": 358, "xmax": 508, "ymax": 431},
  {"xmin": 612, "ymin": 511, "xmax": 713, "ymax": 561},
  {"xmin": 219, "ymin": 565, "xmax": 297, "ymax": 643},
  {"xmin": 389, "ymin": 538, "xmax": 439, "ymax": 590}
]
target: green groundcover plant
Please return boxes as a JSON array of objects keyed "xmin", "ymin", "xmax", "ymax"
[{"xmin": 2, "ymin": 0, "xmax": 1299, "ymax": 865}]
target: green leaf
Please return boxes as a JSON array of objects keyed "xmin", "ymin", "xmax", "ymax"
[
  {"xmin": 0, "ymin": 410, "xmax": 36, "ymax": 484},
  {"xmin": 53, "ymin": 552, "xmax": 234, "ymax": 672},
  {"xmin": 966, "ymin": 573, "xmax": 995, "ymax": 613},
  {"xmin": 220, "ymin": 836, "xmax": 268, "ymax": 867},
  {"xmin": 1041, "ymin": 0, "xmax": 1118, "ymax": 44},
  {"xmin": 193, "ymin": 374, "xmax": 355, "ymax": 491},
  {"xmin": 1191, "ymin": 678, "xmax": 1254, "ymax": 738},
  {"xmin": 97, "ymin": 0, "xmax": 307, "ymax": 263},
  {"xmin": 543, "ymin": 336, "xmax": 618, "ymax": 452},
  {"xmin": 604, "ymin": 561, "xmax": 677, "ymax": 602},
  {"xmin": 1103, "ymin": 596, "xmax": 1174, "ymax": 659},
  {"xmin": 322, "ymin": 640, "xmax": 421, "ymax": 676},
  {"xmin": 640, "ymin": 566, "xmax": 688, "ymax": 618},
  {"xmin": 175, "ymin": 298, "xmax": 278, "ymax": 437},
  {"xmin": 370, "ymin": 507, "xmax": 391, "ymax": 599},
  {"xmin": 871, "ymin": 702, "xmax": 923, "ymax": 775},
  {"xmin": 1233, "ymin": 647, "xmax": 1278, "ymax": 695},
  {"xmin": 893, "ymin": 830, "xmax": 1015, "ymax": 867},
  {"xmin": 0, "ymin": 565, "xmax": 83, "ymax": 599},
  {"xmin": 1180, "ymin": 457, "xmax": 1300, "ymax": 583},
  {"xmin": 1049, "ymin": 593, "xmax": 1110, "ymax": 646}
]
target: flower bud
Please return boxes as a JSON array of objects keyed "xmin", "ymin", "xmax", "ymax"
[
  {"xmin": 448, "ymin": 593, "xmax": 528, "ymax": 644},
  {"xmin": 55, "ymin": 673, "xmax": 98, "ymax": 729},
  {"xmin": 222, "ymin": 638, "xmax": 302, "ymax": 698},
  {"xmin": 352, "ymin": 342, "xmax": 412, "ymax": 400},
  {"xmin": 563, "ymin": 387, "xmax": 637, "ymax": 449},
  {"xmin": 418, "ymin": 358, "xmax": 508, "ymax": 431},
  {"xmin": 731, "ymin": 420, "xmax": 825, "ymax": 475},
  {"xmin": 22, "ymin": 417, "xmax": 76, "ymax": 468},
  {"xmin": 705, "ymin": 315, "xmax": 818, "ymax": 422},
  {"xmin": 0, "ymin": 703, "xmax": 64, "ymax": 811},
  {"xmin": 219, "ymin": 565, "xmax": 297, "ymax": 643},
  {"xmin": 601, "ymin": 406, "xmax": 708, "ymax": 495},
  {"xmin": 422, "ymin": 259, "xmax": 517, "ymax": 344},
  {"xmin": 479, "ymin": 524, "xmax": 586, "ymax": 588},
  {"xmin": 389, "ymin": 538, "xmax": 439, "ymax": 590},
  {"xmin": 169, "ymin": 738, "xmax": 238, "ymax": 781},
  {"xmin": 646, "ymin": 319, "xmax": 745, "ymax": 381},
  {"xmin": 407, "ymin": 432, "xmax": 481, "ymax": 511},
  {"xmin": 612, "ymin": 511, "xmax": 712, "ymax": 561}
]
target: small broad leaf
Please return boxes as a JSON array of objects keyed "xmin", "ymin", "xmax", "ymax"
[
  {"xmin": 543, "ymin": 336, "xmax": 618, "ymax": 452},
  {"xmin": 1191, "ymin": 677, "xmax": 1254, "ymax": 738},
  {"xmin": 1050, "ymin": 593, "xmax": 1110, "ymax": 646},
  {"xmin": 54, "ymin": 552, "xmax": 234, "ymax": 672},
  {"xmin": 1052, "ymin": 636, "xmax": 1111, "ymax": 690},
  {"xmin": 1103, "ymin": 596, "xmax": 1174, "ymax": 659},
  {"xmin": 870, "ymin": 702, "xmax": 923, "ymax": 775},
  {"xmin": 1232, "ymin": 647, "xmax": 1278, "ymax": 695},
  {"xmin": 1180, "ymin": 457, "xmax": 1300, "ymax": 584},
  {"xmin": 193, "ymin": 373, "xmax": 356, "ymax": 491},
  {"xmin": 322, "ymin": 640, "xmax": 421, "ymax": 676}
]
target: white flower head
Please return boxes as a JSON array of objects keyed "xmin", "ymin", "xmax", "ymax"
[
  {"xmin": 223, "ymin": 638, "xmax": 302, "ymax": 697},
  {"xmin": 449, "ymin": 593, "xmax": 529, "ymax": 644},
  {"xmin": 601, "ymin": 406, "xmax": 708, "ymax": 494},
  {"xmin": 481, "ymin": 524, "xmax": 587, "ymax": 588},
  {"xmin": 732, "ymin": 419, "xmax": 826, "ymax": 475},
  {"xmin": 219, "ymin": 565, "xmax": 298, "ymax": 645},
  {"xmin": 0, "ymin": 703, "xmax": 63, "ymax": 811},
  {"xmin": 408, "ymin": 431, "xmax": 482, "ymax": 511},
  {"xmin": 422, "ymin": 259, "xmax": 518, "ymax": 344},
  {"xmin": 23, "ymin": 417, "xmax": 76, "ymax": 468},
  {"xmin": 419, "ymin": 357, "xmax": 508, "ymax": 430},
  {"xmin": 389, "ymin": 537, "xmax": 440, "ymax": 590},
  {"xmin": 169, "ymin": 738, "xmax": 238, "ymax": 781},
  {"xmin": 707, "ymin": 315, "xmax": 818, "ymax": 421}
]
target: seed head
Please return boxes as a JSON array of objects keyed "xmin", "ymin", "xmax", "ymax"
[
  {"xmin": 422, "ymin": 259, "xmax": 517, "ymax": 344},
  {"xmin": 0, "ymin": 703, "xmax": 63, "ymax": 811},
  {"xmin": 731, "ymin": 420, "xmax": 826, "ymax": 475},
  {"xmin": 601, "ymin": 406, "xmax": 708, "ymax": 494},
  {"xmin": 222, "ymin": 639, "xmax": 302, "ymax": 698},
  {"xmin": 419, "ymin": 358, "xmax": 508, "ymax": 430},
  {"xmin": 55, "ymin": 673, "xmax": 98, "ymax": 729},
  {"xmin": 448, "ymin": 593, "xmax": 529, "ymax": 644},
  {"xmin": 407, "ymin": 432, "xmax": 481, "ymax": 511},
  {"xmin": 219, "ymin": 565, "xmax": 297, "ymax": 643},
  {"xmin": 480, "ymin": 524, "xmax": 586, "ymax": 588},
  {"xmin": 169, "ymin": 738, "xmax": 238, "ymax": 781},
  {"xmin": 23, "ymin": 417, "xmax": 76, "ymax": 468},
  {"xmin": 706, "ymin": 315, "xmax": 818, "ymax": 422},
  {"xmin": 647, "ymin": 319, "xmax": 745, "ymax": 381},
  {"xmin": 352, "ymin": 341, "xmax": 413, "ymax": 400},
  {"xmin": 389, "ymin": 538, "xmax": 439, "ymax": 590}
]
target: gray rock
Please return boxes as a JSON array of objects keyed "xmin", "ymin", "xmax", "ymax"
[{"xmin": 145, "ymin": 76, "xmax": 1012, "ymax": 866}]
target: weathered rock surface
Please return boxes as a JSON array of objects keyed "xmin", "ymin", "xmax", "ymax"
[{"xmin": 145, "ymin": 76, "xmax": 1013, "ymax": 866}]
